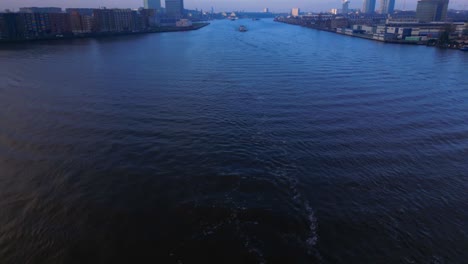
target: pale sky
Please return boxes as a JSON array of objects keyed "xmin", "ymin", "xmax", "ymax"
[{"xmin": 1, "ymin": 0, "xmax": 467, "ymax": 13}]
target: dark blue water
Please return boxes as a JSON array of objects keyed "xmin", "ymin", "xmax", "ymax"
[{"xmin": 0, "ymin": 19, "xmax": 467, "ymax": 263}]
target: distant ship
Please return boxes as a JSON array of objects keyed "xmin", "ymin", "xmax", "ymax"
[
  {"xmin": 252, "ymin": 18, "xmax": 260, "ymax": 21},
  {"xmin": 239, "ymin": 25, "xmax": 247, "ymax": 32},
  {"xmin": 460, "ymin": 46, "xmax": 468, "ymax": 51}
]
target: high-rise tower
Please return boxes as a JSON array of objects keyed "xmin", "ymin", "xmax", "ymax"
[
  {"xmin": 291, "ymin": 8, "xmax": 300, "ymax": 17},
  {"xmin": 342, "ymin": 0, "xmax": 350, "ymax": 14},
  {"xmin": 379, "ymin": 0, "xmax": 395, "ymax": 14},
  {"xmin": 362, "ymin": 0, "xmax": 376, "ymax": 13},
  {"xmin": 165, "ymin": 0, "xmax": 184, "ymax": 18},
  {"xmin": 416, "ymin": 0, "xmax": 449, "ymax": 22},
  {"xmin": 144, "ymin": 0, "xmax": 161, "ymax": 10}
]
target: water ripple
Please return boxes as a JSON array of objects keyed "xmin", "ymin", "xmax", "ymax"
[{"xmin": 0, "ymin": 19, "xmax": 467, "ymax": 263}]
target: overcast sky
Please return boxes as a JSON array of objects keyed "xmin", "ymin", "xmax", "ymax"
[{"xmin": 1, "ymin": 0, "xmax": 467, "ymax": 12}]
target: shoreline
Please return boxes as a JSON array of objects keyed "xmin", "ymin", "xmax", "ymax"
[
  {"xmin": 274, "ymin": 19, "xmax": 465, "ymax": 50},
  {"xmin": 274, "ymin": 19, "xmax": 424, "ymax": 46},
  {"xmin": 0, "ymin": 22, "xmax": 210, "ymax": 44}
]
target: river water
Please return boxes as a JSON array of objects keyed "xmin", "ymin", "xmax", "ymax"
[{"xmin": 0, "ymin": 19, "xmax": 467, "ymax": 263}]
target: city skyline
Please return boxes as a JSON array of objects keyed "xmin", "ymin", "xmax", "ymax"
[{"xmin": 2, "ymin": 0, "xmax": 465, "ymax": 12}]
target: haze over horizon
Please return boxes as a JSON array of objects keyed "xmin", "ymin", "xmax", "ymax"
[{"xmin": 2, "ymin": 0, "xmax": 467, "ymax": 12}]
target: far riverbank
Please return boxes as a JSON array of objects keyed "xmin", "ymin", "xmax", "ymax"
[
  {"xmin": 274, "ymin": 18, "xmax": 467, "ymax": 50},
  {"xmin": 0, "ymin": 23, "xmax": 210, "ymax": 44}
]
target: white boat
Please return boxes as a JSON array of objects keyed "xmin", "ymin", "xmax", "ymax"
[{"xmin": 239, "ymin": 25, "xmax": 247, "ymax": 32}]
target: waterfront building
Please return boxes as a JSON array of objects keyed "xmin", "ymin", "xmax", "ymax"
[
  {"xmin": 362, "ymin": 0, "xmax": 376, "ymax": 13},
  {"xmin": 81, "ymin": 15, "xmax": 94, "ymax": 33},
  {"xmin": 92, "ymin": 9, "xmax": 114, "ymax": 32},
  {"xmin": 20, "ymin": 13, "xmax": 50, "ymax": 37},
  {"xmin": 264, "ymin": 8, "xmax": 269, "ymax": 13},
  {"xmin": 69, "ymin": 11, "xmax": 84, "ymax": 33},
  {"xmin": 388, "ymin": 11, "xmax": 418, "ymax": 21},
  {"xmin": 165, "ymin": 0, "xmax": 184, "ymax": 18},
  {"xmin": 19, "ymin": 7, "xmax": 62, "ymax": 13},
  {"xmin": 1, "ymin": 6, "xmax": 172, "ymax": 41},
  {"xmin": 331, "ymin": 17, "xmax": 349, "ymax": 29},
  {"xmin": 1, "ymin": 12, "xmax": 73, "ymax": 39},
  {"xmin": 292, "ymin": 8, "xmax": 300, "ymax": 17},
  {"xmin": 140, "ymin": 8, "xmax": 160, "ymax": 28},
  {"xmin": 176, "ymin": 19, "xmax": 192, "ymax": 27},
  {"xmin": 93, "ymin": 9, "xmax": 138, "ymax": 32},
  {"xmin": 386, "ymin": 17, "xmax": 419, "ymax": 23},
  {"xmin": 416, "ymin": 0, "xmax": 449, "ymax": 22},
  {"xmin": 361, "ymin": 25, "xmax": 377, "ymax": 33},
  {"xmin": 379, "ymin": 0, "xmax": 395, "ymax": 14},
  {"xmin": 0, "ymin": 14, "xmax": 7, "ymax": 39},
  {"xmin": 67, "ymin": 9, "xmax": 94, "ymax": 33},
  {"xmin": 113, "ymin": 9, "xmax": 136, "ymax": 32},
  {"xmin": 351, "ymin": 21, "xmax": 454, "ymax": 40},
  {"xmin": 454, "ymin": 22, "xmax": 468, "ymax": 37},
  {"xmin": 92, "ymin": 9, "xmax": 138, "ymax": 32},
  {"xmin": 144, "ymin": 0, "xmax": 161, "ymax": 10},
  {"xmin": 387, "ymin": 21, "xmax": 451, "ymax": 39},
  {"xmin": 0, "ymin": 13, "xmax": 20, "ymax": 39},
  {"xmin": 48, "ymin": 13, "xmax": 71, "ymax": 34}
]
